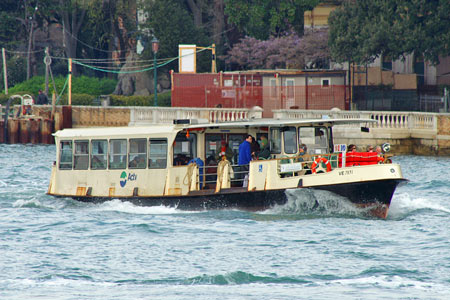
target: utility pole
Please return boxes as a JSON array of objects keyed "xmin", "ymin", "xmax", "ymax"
[
  {"xmin": 2, "ymin": 48, "xmax": 8, "ymax": 95},
  {"xmin": 45, "ymin": 47, "xmax": 49, "ymax": 96},
  {"xmin": 68, "ymin": 58, "xmax": 72, "ymax": 106}
]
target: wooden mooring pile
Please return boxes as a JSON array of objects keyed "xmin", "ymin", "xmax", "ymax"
[{"xmin": 0, "ymin": 103, "xmax": 71, "ymax": 145}]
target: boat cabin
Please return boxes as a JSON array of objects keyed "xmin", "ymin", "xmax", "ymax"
[{"xmin": 48, "ymin": 117, "xmax": 403, "ymax": 212}]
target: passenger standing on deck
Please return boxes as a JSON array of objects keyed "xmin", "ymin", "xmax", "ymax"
[{"xmin": 238, "ymin": 135, "xmax": 253, "ymax": 187}]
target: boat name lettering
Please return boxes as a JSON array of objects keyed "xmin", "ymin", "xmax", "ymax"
[
  {"xmin": 128, "ymin": 173, "xmax": 137, "ymax": 181},
  {"xmin": 338, "ymin": 170, "xmax": 353, "ymax": 176}
]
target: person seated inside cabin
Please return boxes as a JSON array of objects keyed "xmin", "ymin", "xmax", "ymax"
[
  {"xmin": 347, "ymin": 144, "xmax": 357, "ymax": 152},
  {"xmin": 174, "ymin": 153, "xmax": 188, "ymax": 166},
  {"xmin": 315, "ymin": 129, "xmax": 327, "ymax": 147},
  {"xmin": 129, "ymin": 155, "xmax": 146, "ymax": 168},
  {"xmin": 215, "ymin": 140, "xmax": 234, "ymax": 162},
  {"xmin": 205, "ymin": 156, "xmax": 218, "ymax": 189},
  {"xmin": 257, "ymin": 136, "xmax": 270, "ymax": 160},
  {"xmin": 296, "ymin": 144, "xmax": 308, "ymax": 162},
  {"xmin": 375, "ymin": 145, "xmax": 382, "ymax": 155}
]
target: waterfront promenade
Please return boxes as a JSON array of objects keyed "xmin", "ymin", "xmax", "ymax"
[{"xmin": 5, "ymin": 105, "xmax": 450, "ymax": 156}]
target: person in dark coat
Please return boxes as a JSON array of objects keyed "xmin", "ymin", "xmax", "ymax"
[{"xmin": 37, "ymin": 90, "xmax": 49, "ymax": 105}]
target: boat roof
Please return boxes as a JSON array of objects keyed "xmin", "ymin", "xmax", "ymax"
[
  {"xmin": 53, "ymin": 125, "xmax": 179, "ymax": 138},
  {"xmin": 185, "ymin": 118, "xmax": 377, "ymax": 129},
  {"xmin": 53, "ymin": 118, "xmax": 376, "ymax": 138}
]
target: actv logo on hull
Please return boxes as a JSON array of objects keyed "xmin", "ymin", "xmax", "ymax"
[{"xmin": 119, "ymin": 171, "xmax": 137, "ymax": 187}]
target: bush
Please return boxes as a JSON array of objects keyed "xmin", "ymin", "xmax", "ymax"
[
  {"xmin": 0, "ymin": 93, "xmax": 33, "ymax": 105},
  {"xmin": 56, "ymin": 94, "xmax": 96, "ymax": 106},
  {"xmin": 4, "ymin": 75, "xmax": 117, "ymax": 97},
  {"xmin": 110, "ymin": 91, "xmax": 171, "ymax": 107}
]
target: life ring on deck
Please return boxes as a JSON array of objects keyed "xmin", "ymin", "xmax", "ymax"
[{"xmin": 311, "ymin": 157, "xmax": 331, "ymax": 174}]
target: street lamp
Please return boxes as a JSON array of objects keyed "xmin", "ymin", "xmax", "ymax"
[{"xmin": 151, "ymin": 36, "xmax": 159, "ymax": 106}]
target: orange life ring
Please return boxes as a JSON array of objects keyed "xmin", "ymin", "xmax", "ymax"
[{"xmin": 311, "ymin": 157, "xmax": 332, "ymax": 174}]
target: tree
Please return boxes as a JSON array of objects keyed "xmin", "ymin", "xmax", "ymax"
[
  {"xmin": 328, "ymin": 0, "xmax": 450, "ymax": 65},
  {"xmin": 224, "ymin": 29, "xmax": 329, "ymax": 70},
  {"xmin": 224, "ymin": 0, "xmax": 319, "ymax": 39},
  {"xmin": 141, "ymin": 0, "xmax": 210, "ymax": 72}
]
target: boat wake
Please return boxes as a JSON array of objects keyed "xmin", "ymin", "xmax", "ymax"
[
  {"xmin": 263, "ymin": 188, "xmax": 371, "ymax": 218},
  {"xmin": 388, "ymin": 192, "xmax": 450, "ymax": 219},
  {"xmin": 92, "ymin": 199, "xmax": 200, "ymax": 215}
]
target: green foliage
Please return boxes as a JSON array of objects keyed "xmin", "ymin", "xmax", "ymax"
[
  {"xmin": 56, "ymin": 94, "xmax": 97, "ymax": 106},
  {"xmin": 5, "ymin": 75, "xmax": 117, "ymax": 98},
  {"xmin": 141, "ymin": 0, "xmax": 210, "ymax": 72},
  {"xmin": 224, "ymin": 0, "xmax": 319, "ymax": 39},
  {"xmin": 109, "ymin": 91, "xmax": 171, "ymax": 107},
  {"xmin": 328, "ymin": 0, "xmax": 450, "ymax": 65}
]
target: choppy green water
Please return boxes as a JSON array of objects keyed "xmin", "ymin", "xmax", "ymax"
[{"xmin": 1, "ymin": 145, "xmax": 449, "ymax": 299}]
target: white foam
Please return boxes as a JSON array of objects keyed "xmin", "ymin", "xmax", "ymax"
[
  {"xmin": 389, "ymin": 192, "xmax": 450, "ymax": 218},
  {"xmin": 12, "ymin": 198, "xmax": 42, "ymax": 208},
  {"xmin": 94, "ymin": 199, "xmax": 199, "ymax": 215},
  {"xmin": 263, "ymin": 189, "xmax": 366, "ymax": 216}
]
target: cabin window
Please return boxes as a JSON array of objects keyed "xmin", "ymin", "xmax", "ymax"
[
  {"xmin": 59, "ymin": 140, "xmax": 73, "ymax": 169},
  {"xmin": 109, "ymin": 139, "xmax": 127, "ymax": 169},
  {"xmin": 173, "ymin": 132, "xmax": 197, "ymax": 166},
  {"xmin": 129, "ymin": 139, "xmax": 147, "ymax": 169},
  {"xmin": 283, "ymin": 126, "xmax": 297, "ymax": 154},
  {"xmin": 270, "ymin": 128, "xmax": 281, "ymax": 154},
  {"xmin": 74, "ymin": 140, "xmax": 89, "ymax": 170},
  {"xmin": 228, "ymin": 134, "xmax": 246, "ymax": 164},
  {"xmin": 269, "ymin": 128, "xmax": 281, "ymax": 154},
  {"xmin": 298, "ymin": 127, "xmax": 328, "ymax": 154},
  {"xmin": 149, "ymin": 139, "xmax": 167, "ymax": 169},
  {"xmin": 205, "ymin": 134, "xmax": 223, "ymax": 162},
  {"xmin": 91, "ymin": 140, "xmax": 107, "ymax": 170}
]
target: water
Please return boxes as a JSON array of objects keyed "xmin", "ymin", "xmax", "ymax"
[{"xmin": 1, "ymin": 145, "xmax": 449, "ymax": 299}]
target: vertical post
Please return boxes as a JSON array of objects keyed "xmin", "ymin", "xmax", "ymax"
[
  {"xmin": 45, "ymin": 47, "xmax": 49, "ymax": 96},
  {"xmin": 211, "ymin": 44, "xmax": 216, "ymax": 73},
  {"xmin": 68, "ymin": 58, "xmax": 72, "ymax": 106},
  {"xmin": 151, "ymin": 36, "xmax": 159, "ymax": 107},
  {"xmin": 2, "ymin": 48, "xmax": 8, "ymax": 95},
  {"xmin": 153, "ymin": 51, "xmax": 157, "ymax": 106}
]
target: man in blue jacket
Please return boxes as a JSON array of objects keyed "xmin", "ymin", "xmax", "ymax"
[{"xmin": 238, "ymin": 135, "xmax": 253, "ymax": 186}]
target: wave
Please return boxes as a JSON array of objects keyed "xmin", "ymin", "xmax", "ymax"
[
  {"xmin": 389, "ymin": 192, "xmax": 450, "ymax": 219},
  {"xmin": 92, "ymin": 199, "xmax": 200, "ymax": 215},
  {"xmin": 261, "ymin": 189, "xmax": 372, "ymax": 219}
]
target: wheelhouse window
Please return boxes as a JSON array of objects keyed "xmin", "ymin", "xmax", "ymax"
[
  {"xmin": 109, "ymin": 139, "xmax": 127, "ymax": 169},
  {"xmin": 129, "ymin": 138, "xmax": 147, "ymax": 169},
  {"xmin": 298, "ymin": 127, "xmax": 329, "ymax": 154},
  {"xmin": 270, "ymin": 128, "xmax": 281, "ymax": 154},
  {"xmin": 91, "ymin": 140, "xmax": 107, "ymax": 170},
  {"xmin": 74, "ymin": 140, "xmax": 89, "ymax": 170},
  {"xmin": 283, "ymin": 126, "xmax": 297, "ymax": 154},
  {"xmin": 149, "ymin": 139, "xmax": 167, "ymax": 169},
  {"xmin": 173, "ymin": 132, "xmax": 197, "ymax": 166},
  {"xmin": 59, "ymin": 140, "xmax": 73, "ymax": 169}
]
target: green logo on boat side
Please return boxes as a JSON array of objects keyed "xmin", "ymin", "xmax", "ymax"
[
  {"xmin": 119, "ymin": 171, "xmax": 137, "ymax": 188},
  {"xmin": 120, "ymin": 171, "xmax": 127, "ymax": 187}
]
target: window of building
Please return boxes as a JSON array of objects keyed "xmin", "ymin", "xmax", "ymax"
[
  {"xmin": 321, "ymin": 78, "xmax": 330, "ymax": 88},
  {"xmin": 270, "ymin": 78, "xmax": 278, "ymax": 98},
  {"xmin": 283, "ymin": 126, "xmax": 297, "ymax": 154},
  {"xmin": 149, "ymin": 139, "xmax": 167, "ymax": 169},
  {"xmin": 109, "ymin": 139, "xmax": 127, "ymax": 169},
  {"xmin": 270, "ymin": 128, "xmax": 282, "ymax": 154},
  {"xmin": 74, "ymin": 140, "xmax": 89, "ymax": 170},
  {"xmin": 91, "ymin": 140, "xmax": 107, "ymax": 170},
  {"xmin": 59, "ymin": 140, "xmax": 73, "ymax": 170},
  {"xmin": 128, "ymin": 138, "xmax": 147, "ymax": 169}
]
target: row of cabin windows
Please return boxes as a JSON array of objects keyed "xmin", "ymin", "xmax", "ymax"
[
  {"xmin": 270, "ymin": 126, "xmax": 329, "ymax": 155},
  {"xmin": 59, "ymin": 138, "xmax": 168, "ymax": 170}
]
